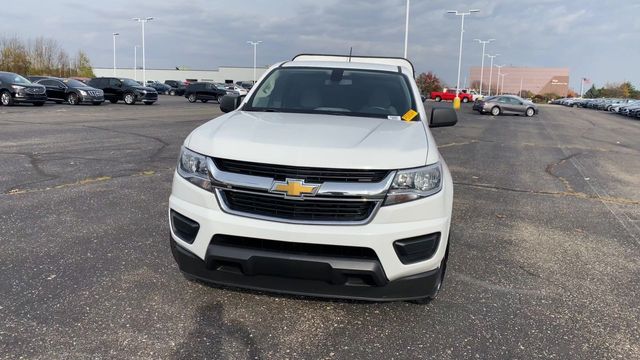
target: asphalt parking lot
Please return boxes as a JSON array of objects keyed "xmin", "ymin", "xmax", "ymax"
[{"xmin": 1, "ymin": 96, "xmax": 639, "ymax": 359}]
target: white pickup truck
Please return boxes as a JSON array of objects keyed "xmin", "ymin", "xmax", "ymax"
[{"xmin": 169, "ymin": 54, "xmax": 457, "ymax": 303}]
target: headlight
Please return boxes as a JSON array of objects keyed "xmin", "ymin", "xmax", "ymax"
[
  {"xmin": 177, "ymin": 147, "xmax": 210, "ymax": 190},
  {"xmin": 11, "ymin": 85, "xmax": 25, "ymax": 91},
  {"xmin": 79, "ymin": 90, "xmax": 87, "ymax": 96},
  {"xmin": 140, "ymin": 90, "xmax": 147, "ymax": 95},
  {"xmin": 384, "ymin": 163, "xmax": 442, "ymax": 205}
]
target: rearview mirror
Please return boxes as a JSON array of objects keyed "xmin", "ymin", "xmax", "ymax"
[
  {"xmin": 429, "ymin": 107, "xmax": 457, "ymax": 128},
  {"xmin": 220, "ymin": 94, "xmax": 245, "ymax": 113}
]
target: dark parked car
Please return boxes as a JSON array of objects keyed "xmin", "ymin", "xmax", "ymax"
[
  {"xmin": 164, "ymin": 80, "xmax": 186, "ymax": 96},
  {"xmin": 184, "ymin": 82, "xmax": 227, "ymax": 103},
  {"xmin": 0, "ymin": 71, "xmax": 47, "ymax": 106},
  {"xmin": 26, "ymin": 76, "xmax": 51, "ymax": 83},
  {"xmin": 147, "ymin": 82, "xmax": 171, "ymax": 95},
  {"xmin": 87, "ymin": 77, "xmax": 157, "ymax": 105},
  {"xmin": 34, "ymin": 77, "xmax": 104, "ymax": 105}
]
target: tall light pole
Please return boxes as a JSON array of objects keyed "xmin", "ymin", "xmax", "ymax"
[
  {"xmin": 447, "ymin": 9, "xmax": 480, "ymax": 109},
  {"xmin": 134, "ymin": 45, "xmax": 140, "ymax": 81},
  {"xmin": 247, "ymin": 40, "xmax": 262, "ymax": 83},
  {"xmin": 404, "ymin": 0, "xmax": 410, "ymax": 58},
  {"xmin": 112, "ymin": 32, "xmax": 119, "ymax": 76},
  {"xmin": 486, "ymin": 53, "xmax": 499, "ymax": 96},
  {"xmin": 500, "ymin": 73, "xmax": 508, "ymax": 94},
  {"xmin": 474, "ymin": 39, "xmax": 494, "ymax": 95},
  {"xmin": 519, "ymin": 77, "xmax": 523, "ymax": 97},
  {"xmin": 495, "ymin": 64, "xmax": 505, "ymax": 94},
  {"xmin": 133, "ymin": 17, "xmax": 154, "ymax": 85}
]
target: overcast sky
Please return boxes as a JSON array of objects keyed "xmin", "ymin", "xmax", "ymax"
[{"xmin": 2, "ymin": 0, "xmax": 638, "ymax": 90}]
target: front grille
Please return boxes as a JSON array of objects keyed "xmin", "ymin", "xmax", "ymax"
[
  {"xmin": 212, "ymin": 234, "xmax": 378, "ymax": 260},
  {"xmin": 214, "ymin": 158, "xmax": 389, "ymax": 183},
  {"xmin": 221, "ymin": 190, "xmax": 377, "ymax": 222},
  {"xmin": 87, "ymin": 90, "xmax": 102, "ymax": 96},
  {"xmin": 26, "ymin": 87, "xmax": 45, "ymax": 94}
]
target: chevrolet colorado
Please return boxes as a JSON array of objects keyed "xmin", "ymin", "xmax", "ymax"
[{"xmin": 169, "ymin": 54, "xmax": 457, "ymax": 303}]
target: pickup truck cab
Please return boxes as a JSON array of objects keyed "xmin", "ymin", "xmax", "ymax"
[
  {"xmin": 430, "ymin": 88, "xmax": 473, "ymax": 103},
  {"xmin": 169, "ymin": 54, "xmax": 457, "ymax": 303}
]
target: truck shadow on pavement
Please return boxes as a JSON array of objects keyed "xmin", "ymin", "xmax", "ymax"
[{"xmin": 173, "ymin": 302, "xmax": 261, "ymax": 359}]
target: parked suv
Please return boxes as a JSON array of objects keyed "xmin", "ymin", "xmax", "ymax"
[
  {"xmin": 164, "ymin": 80, "xmax": 186, "ymax": 96},
  {"xmin": 87, "ymin": 77, "xmax": 157, "ymax": 105},
  {"xmin": 169, "ymin": 54, "xmax": 458, "ymax": 303},
  {"xmin": 34, "ymin": 77, "xmax": 104, "ymax": 105},
  {"xmin": 0, "ymin": 71, "xmax": 47, "ymax": 106},
  {"xmin": 184, "ymin": 82, "xmax": 227, "ymax": 103}
]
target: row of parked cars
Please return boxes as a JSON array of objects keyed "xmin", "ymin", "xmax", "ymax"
[
  {"xmin": 551, "ymin": 97, "xmax": 640, "ymax": 118},
  {"xmin": 0, "ymin": 70, "xmax": 256, "ymax": 107}
]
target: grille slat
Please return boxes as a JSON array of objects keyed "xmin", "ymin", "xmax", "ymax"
[
  {"xmin": 215, "ymin": 158, "xmax": 389, "ymax": 183},
  {"xmin": 213, "ymin": 234, "xmax": 379, "ymax": 260},
  {"xmin": 222, "ymin": 190, "xmax": 376, "ymax": 222}
]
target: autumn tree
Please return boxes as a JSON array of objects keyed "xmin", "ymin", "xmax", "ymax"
[
  {"xmin": 0, "ymin": 35, "xmax": 94, "ymax": 77},
  {"xmin": 415, "ymin": 71, "xmax": 443, "ymax": 95},
  {"xmin": 0, "ymin": 36, "xmax": 31, "ymax": 74}
]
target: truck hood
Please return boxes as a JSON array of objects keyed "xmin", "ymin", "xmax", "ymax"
[{"xmin": 187, "ymin": 111, "xmax": 429, "ymax": 169}]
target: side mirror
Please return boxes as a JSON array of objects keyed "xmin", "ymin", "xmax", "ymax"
[
  {"xmin": 420, "ymin": 95, "xmax": 426, "ymax": 103},
  {"xmin": 429, "ymin": 107, "xmax": 457, "ymax": 128},
  {"xmin": 220, "ymin": 94, "xmax": 245, "ymax": 113}
]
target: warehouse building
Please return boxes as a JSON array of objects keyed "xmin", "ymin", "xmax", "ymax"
[
  {"xmin": 92, "ymin": 66, "xmax": 268, "ymax": 84},
  {"xmin": 468, "ymin": 67, "xmax": 570, "ymax": 97}
]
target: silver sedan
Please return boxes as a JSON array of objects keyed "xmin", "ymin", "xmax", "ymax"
[{"xmin": 473, "ymin": 95, "xmax": 538, "ymax": 117}]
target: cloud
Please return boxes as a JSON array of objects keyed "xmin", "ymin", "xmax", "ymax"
[{"xmin": 0, "ymin": 0, "xmax": 637, "ymax": 90}]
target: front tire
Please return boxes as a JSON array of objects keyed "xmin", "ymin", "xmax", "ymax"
[
  {"xmin": 491, "ymin": 106, "xmax": 501, "ymax": 116},
  {"xmin": 124, "ymin": 93, "xmax": 136, "ymax": 105},
  {"xmin": 188, "ymin": 94, "xmax": 197, "ymax": 103},
  {"xmin": 33, "ymin": 102, "xmax": 45, "ymax": 107},
  {"xmin": 169, "ymin": 90, "xmax": 176, "ymax": 96},
  {"xmin": 435, "ymin": 96, "xmax": 442, "ymax": 102},
  {"xmin": 67, "ymin": 93, "xmax": 79, "ymax": 105},
  {"xmin": 92, "ymin": 102, "xmax": 102, "ymax": 105},
  {"xmin": 525, "ymin": 107, "xmax": 535, "ymax": 117},
  {"xmin": 462, "ymin": 97, "xmax": 469, "ymax": 103},
  {"xmin": 1, "ymin": 91, "xmax": 14, "ymax": 106},
  {"xmin": 143, "ymin": 101, "xmax": 155, "ymax": 105},
  {"xmin": 109, "ymin": 99, "xmax": 118, "ymax": 104},
  {"xmin": 201, "ymin": 99, "xmax": 208, "ymax": 103}
]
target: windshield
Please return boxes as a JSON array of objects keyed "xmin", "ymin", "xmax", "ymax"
[
  {"xmin": 12, "ymin": 74, "xmax": 32, "ymax": 85},
  {"xmin": 63, "ymin": 79, "xmax": 87, "ymax": 87},
  {"xmin": 120, "ymin": 78, "xmax": 140, "ymax": 86},
  {"xmin": 244, "ymin": 67, "xmax": 416, "ymax": 119}
]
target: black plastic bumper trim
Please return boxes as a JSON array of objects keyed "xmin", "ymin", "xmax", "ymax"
[{"xmin": 170, "ymin": 237, "xmax": 440, "ymax": 301}]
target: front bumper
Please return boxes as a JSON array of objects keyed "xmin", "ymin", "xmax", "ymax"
[
  {"xmin": 168, "ymin": 164, "xmax": 453, "ymax": 300},
  {"xmin": 14, "ymin": 93, "xmax": 47, "ymax": 103},
  {"xmin": 79, "ymin": 95, "xmax": 104, "ymax": 103},
  {"xmin": 171, "ymin": 237, "xmax": 441, "ymax": 301},
  {"xmin": 138, "ymin": 92, "xmax": 158, "ymax": 102}
]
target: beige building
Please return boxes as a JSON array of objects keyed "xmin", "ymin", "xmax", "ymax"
[
  {"xmin": 92, "ymin": 66, "xmax": 268, "ymax": 84},
  {"xmin": 469, "ymin": 67, "xmax": 569, "ymax": 96}
]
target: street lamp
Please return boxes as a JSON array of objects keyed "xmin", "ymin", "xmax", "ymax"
[
  {"xmin": 404, "ymin": 0, "xmax": 410, "ymax": 58},
  {"xmin": 112, "ymin": 32, "xmax": 119, "ymax": 76},
  {"xmin": 134, "ymin": 45, "xmax": 140, "ymax": 81},
  {"xmin": 247, "ymin": 40, "xmax": 262, "ymax": 83},
  {"xmin": 132, "ymin": 17, "xmax": 154, "ymax": 85},
  {"xmin": 495, "ymin": 64, "xmax": 505, "ymax": 94},
  {"xmin": 474, "ymin": 38, "xmax": 494, "ymax": 96},
  {"xmin": 486, "ymin": 53, "xmax": 499, "ymax": 96},
  {"xmin": 446, "ymin": 9, "xmax": 480, "ymax": 109},
  {"xmin": 500, "ymin": 73, "xmax": 508, "ymax": 95}
]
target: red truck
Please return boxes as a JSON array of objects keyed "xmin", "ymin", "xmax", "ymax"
[{"xmin": 430, "ymin": 88, "xmax": 473, "ymax": 103}]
